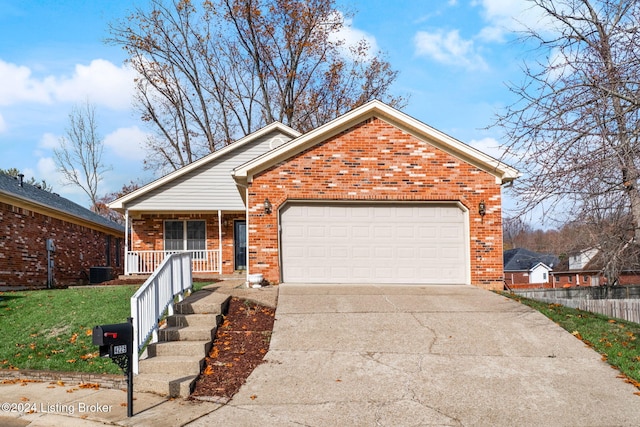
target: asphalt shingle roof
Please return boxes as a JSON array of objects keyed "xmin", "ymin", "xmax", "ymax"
[
  {"xmin": 0, "ymin": 173, "xmax": 123, "ymax": 233},
  {"xmin": 503, "ymin": 248, "xmax": 559, "ymax": 271}
]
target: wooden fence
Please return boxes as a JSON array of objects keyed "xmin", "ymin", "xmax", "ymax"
[{"xmin": 514, "ymin": 293, "xmax": 640, "ymax": 324}]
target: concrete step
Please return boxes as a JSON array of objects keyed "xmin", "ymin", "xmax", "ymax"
[
  {"xmin": 146, "ymin": 340, "xmax": 213, "ymax": 358},
  {"xmin": 175, "ymin": 291, "xmax": 230, "ymax": 315},
  {"xmin": 167, "ymin": 313, "xmax": 220, "ymax": 327},
  {"xmin": 159, "ymin": 325, "xmax": 216, "ymax": 342},
  {"xmin": 134, "ymin": 373, "xmax": 198, "ymax": 398},
  {"xmin": 138, "ymin": 355, "xmax": 205, "ymax": 376}
]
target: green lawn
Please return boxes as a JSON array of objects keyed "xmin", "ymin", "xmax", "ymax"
[
  {"xmin": 502, "ymin": 292, "xmax": 640, "ymax": 389},
  {"xmin": 0, "ymin": 282, "xmax": 213, "ymax": 375}
]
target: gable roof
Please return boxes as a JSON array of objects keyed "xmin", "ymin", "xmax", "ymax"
[
  {"xmin": 232, "ymin": 100, "xmax": 520, "ymax": 185},
  {"xmin": 0, "ymin": 173, "xmax": 123, "ymax": 234},
  {"xmin": 503, "ymin": 248, "xmax": 559, "ymax": 272},
  {"xmin": 108, "ymin": 122, "xmax": 300, "ymax": 211},
  {"xmin": 530, "ymin": 262, "xmax": 553, "ymax": 272}
]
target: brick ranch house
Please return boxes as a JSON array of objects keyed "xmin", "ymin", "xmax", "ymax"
[
  {"xmin": 0, "ymin": 173, "xmax": 124, "ymax": 289},
  {"xmin": 552, "ymin": 248, "xmax": 640, "ymax": 287},
  {"xmin": 109, "ymin": 100, "xmax": 519, "ymax": 290}
]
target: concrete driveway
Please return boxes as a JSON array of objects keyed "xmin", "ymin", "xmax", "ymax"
[{"xmin": 187, "ymin": 284, "xmax": 640, "ymax": 426}]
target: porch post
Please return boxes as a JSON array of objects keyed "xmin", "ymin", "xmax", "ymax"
[
  {"xmin": 245, "ymin": 186, "xmax": 250, "ymax": 280},
  {"xmin": 218, "ymin": 210, "xmax": 222, "ymax": 274},
  {"xmin": 124, "ymin": 209, "xmax": 129, "ymax": 276}
]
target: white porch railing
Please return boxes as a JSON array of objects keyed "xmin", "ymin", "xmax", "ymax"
[
  {"xmin": 130, "ymin": 252, "xmax": 192, "ymax": 374},
  {"xmin": 126, "ymin": 250, "xmax": 220, "ymax": 275}
]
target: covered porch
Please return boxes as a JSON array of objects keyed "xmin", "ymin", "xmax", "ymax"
[{"xmin": 123, "ymin": 210, "xmax": 247, "ymax": 276}]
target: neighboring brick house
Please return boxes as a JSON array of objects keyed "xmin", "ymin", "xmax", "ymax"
[
  {"xmin": 552, "ymin": 248, "xmax": 640, "ymax": 287},
  {"xmin": 0, "ymin": 173, "xmax": 124, "ymax": 289},
  {"xmin": 503, "ymin": 248, "xmax": 559, "ymax": 289},
  {"xmin": 110, "ymin": 101, "xmax": 519, "ymax": 290}
]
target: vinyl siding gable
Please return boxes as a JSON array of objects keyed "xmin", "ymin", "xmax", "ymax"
[{"xmin": 127, "ymin": 132, "xmax": 291, "ymax": 212}]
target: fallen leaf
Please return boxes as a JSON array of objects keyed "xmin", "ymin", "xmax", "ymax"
[
  {"xmin": 80, "ymin": 352, "xmax": 97, "ymax": 360},
  {"xmin": 78, "ymin": 383, "xmax": 100, "ymax": 389},
  {"xmin": 250, "ymin": 395, "xmax": 257, "ymax": 400},
  {"xmin": 69, "ymin": 333, "xmax": 78, "ymax": 344},
  {"xmin": 85, "ymin": 329, "xmax": 93, "ymax": 336},
  {"xmin": 20, "ymin": 397, "xmax": 29, "ymax": 402}
]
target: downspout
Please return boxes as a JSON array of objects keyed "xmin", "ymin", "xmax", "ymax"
[
  {"xmin": 124, "ymin": 209, "xmax": 129, "ymax": 275},
  {"xmin": 245, "ymin": 186, "xmax": 250, "ymax": 281},
  {"xmin": 218, "ymin": 210, "xmax": 222, "ymax": 274}
]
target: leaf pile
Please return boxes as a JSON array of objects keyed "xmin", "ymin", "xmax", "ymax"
[{"xmin": 191, "ymin": 298, "xmax": 275, "ymax": 399}]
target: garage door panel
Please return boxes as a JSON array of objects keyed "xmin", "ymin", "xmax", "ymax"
[
  {"xmin": 440, "ymin": 226, "xmax": 462, "ymax": 239},
  {"xmin": 281, "ymin": 204, "xmax": 468, "ymax": 284},
  {"xmin": 352, "ymin": 247, "xmax": 371, "ymax": 258},
  {"xmin": 330, "ymin": 226, "xmax": 348, "ymax": 237},
  {"xmin": 374, "ymin": 246, "xmax": 393, "ymax": 259},
  {"xmin": 418, "ymin": 226, "xmax": 437, "ymax": 239}
]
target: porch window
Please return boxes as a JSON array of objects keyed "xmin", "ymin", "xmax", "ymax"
[{"xmin": 165, "ymin": 220, "xmax": 206, "ymax": 256}]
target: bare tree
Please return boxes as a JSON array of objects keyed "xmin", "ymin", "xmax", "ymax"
[
  {"xmin": 109, "ymin": 0, "xmax": 404, "ymax": 173},
  {"xmin": 54, "ymin": 101, "xmax": 111, "ymax": 211},
  {"xmin": 95, "ymin": 180, "xmax": 144, "ymax": 224},
  {"xmin": 495, "ymin": 0, "xmax": 640, "ymax": 280}
]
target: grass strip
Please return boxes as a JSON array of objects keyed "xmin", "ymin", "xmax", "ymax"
[
  {"xmin": 501, "ymin": 292, "xmax": 640, "ymax": 389},
  {"xmin": 0, "ymin": 282, "xmax": 213, "ymax": 374}
]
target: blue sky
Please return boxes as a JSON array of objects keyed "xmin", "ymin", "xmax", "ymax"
[{"xmin": 0, "ymin": 0, "xmax": 544, "ymax": 221}]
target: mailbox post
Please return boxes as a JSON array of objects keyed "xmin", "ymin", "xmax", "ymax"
[{"xmin": 92, "ymin": 318, "xmax": 134, "ymax": 417}]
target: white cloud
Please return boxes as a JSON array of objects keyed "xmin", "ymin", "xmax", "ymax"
[
  {"xmin": 50, "ymin": 59, "xmax": 136, "ymax": 110},
  {"xmin": 39, "ymin": 132, "xmax": 59, "ymax": 149},
  {"xmin": 476, "ymin": 25, "xmax": 507, "ymax": 43},
  {"xmin": 36, "ymin": 156, "xmax": 57, "ymax": 177},
  {"xmin": 0, "ymin": 59, "xmax": 135, "ymax": 110},
  {"xmin": 0, "ymin": 61, "xmax": 51, "ymax": 105},
  {"xmin": 414, "ymin": 30, "xmax": 488, "ymax": 71},
  {"xmin": 473, "ymin": 0, "xmax": 553, "ymax": 37},
  {"xmin": 329, "ymin": 11, "xmax": 379, "ymax": 60},
  {"xmin": 104, "ymin": 126, "xmax": 148, "ymax": 161}
]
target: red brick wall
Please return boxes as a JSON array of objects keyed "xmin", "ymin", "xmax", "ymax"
[
  {"xmin": 0, "ymin": 201, "xmax": 123, "ymax": 289},
  {"xmin": 553, "ymin": 273, "xmax": 596, "ymax": 287},
  {"xmin": 131, "ymin": 212, "xmax": 244, "ymax": 274},
  {"xmin": 247, "ymin": 117, "xmax": 505, "ymax": 289},
  {"xmin": 505, "ymin": 271, "xmax": 530, "ymax": 286}
]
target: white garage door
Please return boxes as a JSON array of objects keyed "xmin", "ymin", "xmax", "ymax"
[{"xmin": 280, "ymin": 203, "xmax": 468, "ymax": 284}]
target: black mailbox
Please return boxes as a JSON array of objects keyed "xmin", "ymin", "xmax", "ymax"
[
  {"xmin": 92, "ymin": 322, "xmax": 133, "ymax": 358},
  {"xmin": 92, "ymin": 318, "xmax": 135, "ymax": 417}
]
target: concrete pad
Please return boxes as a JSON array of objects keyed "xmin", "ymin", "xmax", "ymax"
[
  {"xmin": 117, "ymin": 398, "xmax": 220, "ymax": 427},
  {"xmin": 416, "ymin": 310, "xmax": 594, "ymax": 358},
  {"xmin": 270, "ymin": 312, "xmax": 434, "ymax": 352},
  {"xmin": 188, "ymin": 284, "xmax": 640, "ymax": 426},
  {"xmin": 0, "ymin": 380, "xmax": 181, "ymax": 426},
  {"xmin": 410, "ymin": 353, "xmax": 640, "ymax": 426}
]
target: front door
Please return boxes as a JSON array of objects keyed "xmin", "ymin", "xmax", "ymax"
[{"xmin": 234, "ymin": 220, "xmax": 247, "ymax": 270}]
